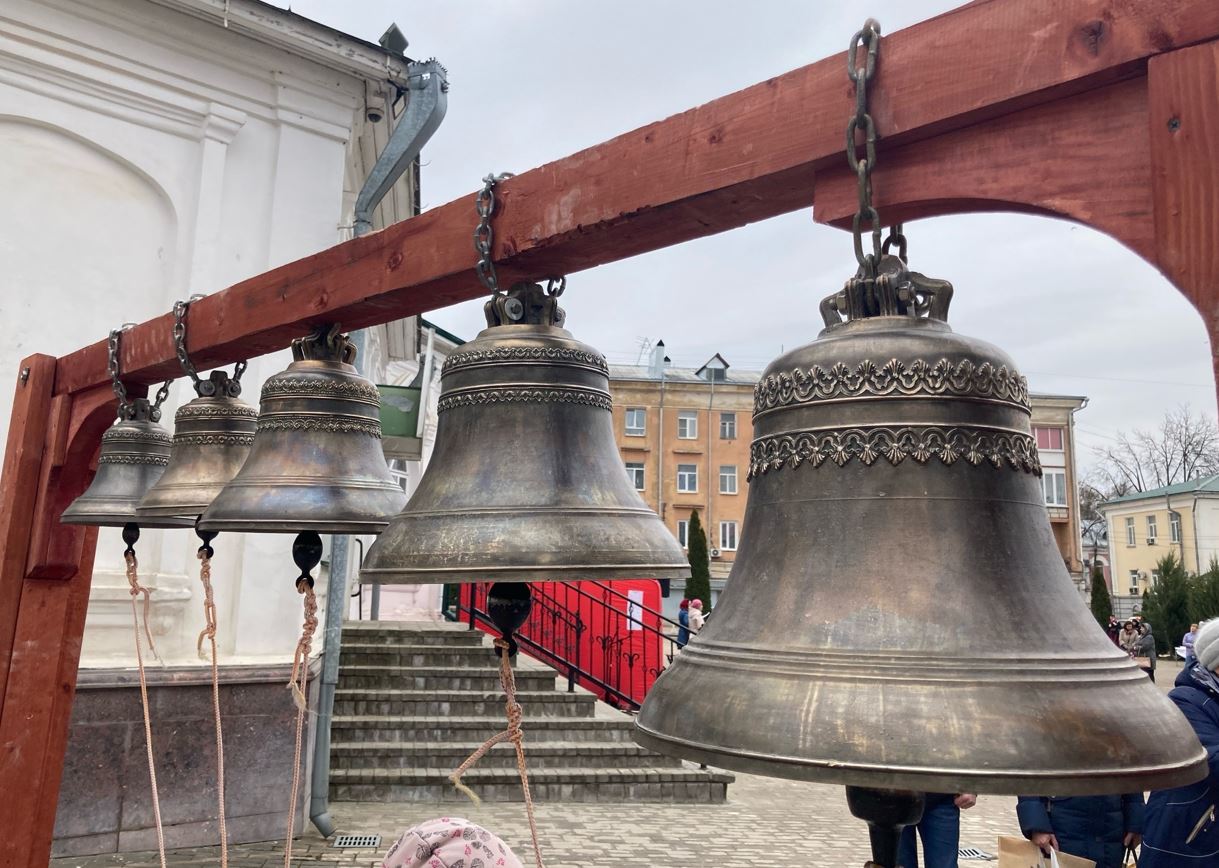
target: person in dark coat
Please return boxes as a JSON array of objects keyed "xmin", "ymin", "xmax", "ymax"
[
  {"xmin": 1016, "ymin": 793, "xmax": 1144, "ymax": 868},
  {"xmin": 1141, "ymin": 618, "xmax": 1219, "ymax": 866},
  {"xmin": 1136, "ymin": 623, "xmax": 1158, "ymax": 682}
]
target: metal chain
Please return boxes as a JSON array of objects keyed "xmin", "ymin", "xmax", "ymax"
[
  {"xmin": 172, "ymin": 296, "xmax": 248, "ymax": 396},
  {"xmin": 846, "ymin": 19, "xmax": 883, "ymax": 277},
  {"xmin": 882, "ymin": 222, "xmax": 908, "ymax": 263},
  {"xmin": 108, "ymin": 328, "xmax": 131, "ymax": 414},
  {"xmin": 473, "ymin": 172, "xmax": 514, "ymax": 294},
  {"xmin": 173, "ymin": 299, "xmax": 202, "ymax": 388}
]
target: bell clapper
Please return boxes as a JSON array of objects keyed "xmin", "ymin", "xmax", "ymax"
[
  {"xmin": 846, "ymin": 787, "xmax": 925, "ymax": 868},
  {"xmin": 450, "ymin": 581, "xmax": 546, "ymax": 868},
  {"xmin": 283, "ymin": 531, "xmax": 322, "ymax": 867}
]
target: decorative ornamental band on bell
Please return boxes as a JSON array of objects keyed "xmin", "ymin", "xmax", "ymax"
[
  {"xmin": 636, "ymin": 255, "xmax": 1207, "ymax": 797},
  {"xmin": 361, "ymin": 282, "xmax": 690, "ymax": 585},
  {"xmin": 197, "ymin": 325, "xmax": 406, "ymax": 535}
]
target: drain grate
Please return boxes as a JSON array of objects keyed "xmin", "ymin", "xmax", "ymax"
[
  {"xmin": 333, "ymin": 834, "xmax": 382, "ymax": 849},
  {"xmin": 958, "ymin": 846, "xmax": 995, "ymax": 861}
]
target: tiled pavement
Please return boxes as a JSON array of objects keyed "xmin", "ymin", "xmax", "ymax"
[
  {"xmin": 52, "ymin": 663, "xmax": 1183, "ymax": 868},
  {"xmin": 53, "ymin": 770, "xmax": 1026, "ymax": 868}
]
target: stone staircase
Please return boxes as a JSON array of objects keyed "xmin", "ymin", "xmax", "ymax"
[{"xmin": 329, "ymin": 621, "xmax": 732, "ymax": 803}]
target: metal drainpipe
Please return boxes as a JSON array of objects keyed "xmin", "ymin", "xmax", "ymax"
[{"xmin": 310, "ymin": 56, "xmax": 449, "ymax": 838}]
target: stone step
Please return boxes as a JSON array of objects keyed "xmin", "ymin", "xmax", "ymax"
[
  {"xmin": 341, "ymin": 622, "xmax": 487, "ymax": 647},
  {"xmin": 339, "ymin": 643, "xmax": 500, "ymax": 668},
  {"xmin": 329, "ymin": 740, "xmax": 684, "ymax": 771},
  {"xmin": 330, "ymin": 766, "xmax": 733, "ymax": 804},
  {"xmin": 331, "ymin": 715, "xmax": 635, "ymax": 744},
  {"xmin": 332, "ymin": 689, "xmax": 595, "ymax": 718},
  {"xmin": 337, "ymin": 665, "xmax": 559, "ymax": 692}
]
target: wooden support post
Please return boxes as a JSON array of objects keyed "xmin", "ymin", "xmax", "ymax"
[{"xmin": 1148, "ymin": 40, "xmax": 1219, "ymax": 385}]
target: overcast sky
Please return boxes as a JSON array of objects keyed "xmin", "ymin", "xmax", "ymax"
[{"xmin": 279, "ymin": 0, "xmax": 1217, "ymax": 477}]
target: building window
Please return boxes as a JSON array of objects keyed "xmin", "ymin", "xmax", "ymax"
[
  {"xmin": 1171, "ymin": 512, "xmax": 1182, "ymax": 543},
  {"xmin": 1042, "ymin": 470, "xmax": 1067, "ymax": 507},
  {"xmin": 677, "ymin": 464, "xmax": 698, "ymax": 493},
  {"xmin": 1129, "ymin": 569, "xmax": 1140, "ymax": 595},
  {"xmin": 677, "ymin": 411, "xmax": 698, "ymax": 439},
  {"xmin": 719, "ymin": 465, "xmax": 738, "ymax": 494},
  {"xmin": 625, "ymin": 408, "xmax": 646, "ymax": 437},
  {"xmin": 677, "ymin": 520, "xmax": 688, "ymax": 548},
  {"xmin": 1034, "ymin": 426, "xmax": 1064, "ymax": 451},
  {"xmin": 624, "ymin": 462, "xmax": 645, "ymax": 491},
  {"xmin": 720, "ymin": 412, "xmax": 737, "ymax": 439},
  {"xmin": 1151, "ymin": 569, "xmax": 1161, "ymax": 584},
  {"xmin": 1125, "ymin": 517, "xmax": 1136, "ymax": 547},
  {"xmin": 1147, "ymin": 515, "xmax": 1157, "ymax": 545},
  {"xmin": 719, "ymin": 521, "xmax": 738, "ymax": 551}
]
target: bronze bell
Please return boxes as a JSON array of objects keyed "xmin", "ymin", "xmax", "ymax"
[
  {"xmin": 136, "ymin": 370, "xmax": 257, "ymax": 526},
  {"xmin": 63, "ymin": 397, "xmax": 193, "ymax": 528},
  {"xmin": 198, "ymin": 325, "xmax": 406, "ymax": 534},
  {"xmin": 635, "ymin": 255, "xmax": 1207, "ymax": 796},
  {"xmin": 361, "ymin": 282, "xmax": 689, "ymax": 584}
]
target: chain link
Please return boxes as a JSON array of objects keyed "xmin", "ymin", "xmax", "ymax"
[
  {"xmin": 473, "ymin": 172, "xmax": 514, "ymax": 295},
  {"xmin": 108, "ymin": 328, "xmax": 130, "ymax": 414},
  {"xmin": 173, "ymin": 299, "xmax": 202, "ymax": 387},
  {"xmin": 846, "ymin": 19, "xmax": 883, "ymax": 277}
]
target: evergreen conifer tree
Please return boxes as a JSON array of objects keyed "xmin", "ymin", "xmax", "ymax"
[
  {"xmin": 1089, "ymin": 565, "xmax": 1113, "ymax": 626},
  {"xmin": 1141, "ymin": 552, "xmax": 1191, "ymax": 656},
  {"xmin": 685, "ymin": 510, "xmax": 712, "ymax": 609},
  {"xmin": 1189, "ymin": 559, "xmax": 1219, "ymax": 623}
]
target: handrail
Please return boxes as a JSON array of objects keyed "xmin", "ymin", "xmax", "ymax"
[{"xmin": 451, "ymin": 579, "xmax": 681, "ymax": 711}]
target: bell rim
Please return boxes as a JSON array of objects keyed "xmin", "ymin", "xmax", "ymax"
[
  {"xmin": 632, "ymin": 723, "xmax": 1209, "ymax": 797},
  {"xmin": 134, "ymin": 508, "xmax": 205, "ymax": 527},
  {"xmin": 359, "ymin": 563, "xmax": 692, "ymax": 584},
  {"xmin": 195, "ymin": 517, "xmax": 390, "ymax": 534},
  {"xmin": 60, "ymin": 509, "xmax": 195, "ymax": 528}
]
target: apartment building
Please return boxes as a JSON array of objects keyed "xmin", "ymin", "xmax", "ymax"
[{"xmin": 609, "ymin": 344, "xmax": 759, "ymax": 610}]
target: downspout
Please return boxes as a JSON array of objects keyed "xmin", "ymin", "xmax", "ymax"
[
  {"xmin": 706, "ymin": 375, "xmax": 715, "ymax": 552},
  {"xmin": 312, "ymin": 56, "xmax": 449, "ymax": 838},
  {"xmin": 657, "ymin": 370, "xmax": 666, "ymax": 521},
  {"xmin": 1167, "ymin": 494, "xmax": 1185, "ymax": 570}
]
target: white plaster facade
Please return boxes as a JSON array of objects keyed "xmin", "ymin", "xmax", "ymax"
[{"xmin": 0, "ymin": 0, "xmax": 421, "ymax": 668}]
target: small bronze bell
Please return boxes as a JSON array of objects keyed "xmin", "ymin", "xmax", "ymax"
[
  {"xmin": 63, "ymin": 397, "xmax": 192, "ymax": 528},
  {"xmin": 635, "ymin": 255, "xmax": 1207, "ymax": 796},
  {"xmin": 198, "ymin": 325, "xmax": 406, "ymax": 534},
  {"xmin": 361, "ymin": 282, "xmax": 689, "ymax": 584},
  {"xmin": 137, "ymin": 370, "xmax": 257, "ymax": 526}
]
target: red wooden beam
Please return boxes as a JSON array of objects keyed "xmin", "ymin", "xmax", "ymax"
[{"xmin": 54, "ymin": 0, "xmax": 1219, "ymax": 397}]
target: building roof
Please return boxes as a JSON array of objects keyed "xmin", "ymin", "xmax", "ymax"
[
  {"xmin": 1101, "ymin": 474, "xmax": 1219, "ymax": 507},
  {"xmin": 609, "ymin": 364, "xmax": 760, "ymax": 385},
  {"xmin": 421, "ymin": 318, "xmax": 465, "ymax": 348},
  {"xmin": 151, "ymin": 0, "xmax": 414, "ymax": 85}
]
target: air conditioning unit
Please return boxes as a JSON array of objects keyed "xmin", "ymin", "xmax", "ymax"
[
  {"xmin": 710, "ymin": 548, "xmax": 721, "ymax": 558},
  {"xmin": 1146, "ymin": 538, "xmax": 1156, "ymax": 545}
]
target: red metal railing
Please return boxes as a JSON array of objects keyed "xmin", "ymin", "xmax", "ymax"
[{"xmin": 453, "ymin": 580, "xmax": 683, "ymax": 711}]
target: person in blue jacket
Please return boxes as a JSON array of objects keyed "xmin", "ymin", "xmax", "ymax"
[
  {"xmin": 1141, "ymin": 618, "xmax": 1219, "ymax": 866},
  {"xmin": 676, "ymin": 598, "xmax": 690, "ymax": 647},
  {"xmin": 1016, "ymin": 793, "xmax": 1143, "ymax": 868}
]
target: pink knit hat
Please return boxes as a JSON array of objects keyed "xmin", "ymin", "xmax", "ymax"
[
  {"xmin": 381, "ymin": 817, "xmax": 524, "ymax": 868},
  {"xmin": 689, "ymin": 599, "xmax": 703, "ymax": 609}
]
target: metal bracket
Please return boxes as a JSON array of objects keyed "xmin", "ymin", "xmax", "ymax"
[{"xmin": 353, "ymin": 58, "xmax": 450, "ymax": 237}]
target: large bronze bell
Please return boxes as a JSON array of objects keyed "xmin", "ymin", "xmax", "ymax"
[
  {"xmin": 635, "ymin": 255, "xmax": 1207, "ymax": 796},
  {"xmin": 137, "ymin": 370, "xmax": 257, "ymax": 526},
  {"xmin": 63, "ymin": 397, "xmax": 192, "ymax": 528},
  {"xmin": 198, "ymin": 325, "xmax": 406, "ymax": 534},
  {"xmin": 361, "ymin": 282, "xmax": 689, "ymax": 584}
]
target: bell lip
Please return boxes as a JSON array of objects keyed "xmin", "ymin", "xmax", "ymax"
[
  {"xmin": 61, "ymin": 509, "xmax": 195, "ymax": 528},
  {"xmin": 134, "ymin": 508, "xmax": 204, "ymax": 528},
  {"xmin": 632, "ymin": 723, "xmax": 1210, "ymax": 797},
  {"xmin": 359, "ymin": 563, "xmax": 692, "ymax": 584},
  {"xmin": 196, "ymin": 517, "xmax": 389, "ymax": 534}
]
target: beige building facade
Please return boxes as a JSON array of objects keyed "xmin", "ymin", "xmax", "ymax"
[
  {"xmin": 1030, "ymin": 394, "xmax": 1089, "ymax": 585},
  {"xmin": 1101, "ymin": 475, "xmax": 1219, "ymax": 602},
  {"xmin": 609, "ymin": 348, "xmax": 758, "ymax": 605}
]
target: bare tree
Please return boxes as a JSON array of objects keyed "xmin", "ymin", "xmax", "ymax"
[{"xmin": 1093, "ymin": 405, "xmax": 1219, "ymax": 495}]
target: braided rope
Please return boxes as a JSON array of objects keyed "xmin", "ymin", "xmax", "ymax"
[
  {"xmin": 196, "ymin": 549, "xmax": 228, "ymax": 868},
  {"xmin": 282, "ymin": 579, "xmax": 318, "ymax": 868},
  {"xmin": 125, "ymin": 551, "xmax": 167, "ymax": 868},
  {"xmin": 450, "ymin": 637, "xmax": 545, "ymax": 868}
]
